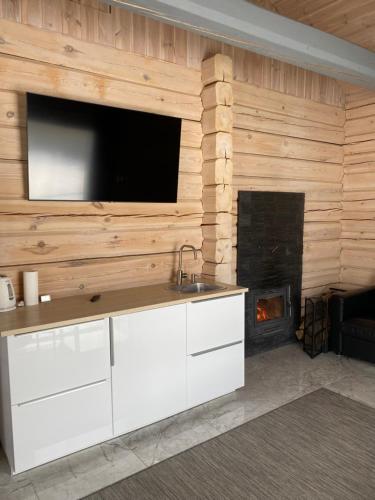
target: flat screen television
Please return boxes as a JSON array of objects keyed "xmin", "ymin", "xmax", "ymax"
[{"xmin": 26, "ymin": 93, "xmax": 182, "ymax": 202}]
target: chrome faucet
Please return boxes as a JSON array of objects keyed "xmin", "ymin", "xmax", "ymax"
[{"xmin": 177, "ymin": 245, "xmax": 197, "ymax": 286}]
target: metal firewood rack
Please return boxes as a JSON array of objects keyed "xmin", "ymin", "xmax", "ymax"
[{"xmin": 303, "ymin": 295, "xmax": 329, "ymax": 358}]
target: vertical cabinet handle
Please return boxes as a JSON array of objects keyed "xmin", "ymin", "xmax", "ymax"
[{"xmin": 109, "ymin": 328, "xmax": 115, "ymax": 367}]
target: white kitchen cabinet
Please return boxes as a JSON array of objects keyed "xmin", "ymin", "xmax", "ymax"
[
  {"xmin": 7, "ymin": 319, "xmax": 110, "ymax": 405},
  {"xmin": 111, "ymin": 304, "xmax": 187, "ymax": 436},
  {"xmin": 187, "ymin": 341, "xmax": 244, "ymax": 408},
  {"xmin": 186, "ymin": 294, "xmax": 245, "ymax": 408},
  {"xmin": 11, "ymin": 380, "xmax": 112, "ymax": 474},
  {"xmin": 0, "ymin": 290, "xmax": 246, "ymax": 474},
  {"xmin": 187, "ymin": 294, "xmax": 244, "ymax": 354},
  {"xmin": 0, "ymin": 319, "xmax": 112, "ymax": 474}
]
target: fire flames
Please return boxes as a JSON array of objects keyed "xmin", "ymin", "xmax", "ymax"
[
  {"xmin": 257, "ymin": 304, "xmax": 268, "ymax": 322},
  {"xmin": 256, "ymin": 297, "xmax": 284, "ymax": 322}
]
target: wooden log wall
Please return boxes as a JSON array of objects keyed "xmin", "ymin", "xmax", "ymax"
[
  {"xmin": 341, "ymin": 85, "xmax": 375, "ymax": 289},
  {"xmin": 0, "ymin": 0, "xmax": 344, "ymax": 107},
  {"xmin": 201, "ymin": 54, "xmax": 233, "ymax": 282},
  {"xmin": 0, "ymin": 0, "xmax": 349, "ymax": 301},
  {"xmin": 0, "ymin": 17, "xmax": 203, "ymax": 299},
  {"xmin": 231, "ymin": 81, "xmax": 345, "ymax": 302}
]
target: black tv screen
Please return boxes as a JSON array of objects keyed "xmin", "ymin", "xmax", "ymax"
[{"xmin": 26, "ymin": 93, "xmax": 182, "ymax": 202}]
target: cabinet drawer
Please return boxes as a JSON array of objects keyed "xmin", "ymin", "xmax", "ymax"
[
  {"xmin": 187, "ymin": 294, "xmax": 244, "ymax": 355},
  {"xmin": 11, "ymin": 379, "xmax": 113, "ymax": 474},
  {"xmin": 7, "ymin": 319, "xmax": 110, "ymax": 405},
  {"xmin": 187, "ymin": 341, "xmax": 244, "ymax": 408}
]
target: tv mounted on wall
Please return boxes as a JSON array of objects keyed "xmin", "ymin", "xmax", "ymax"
[{"xmin": 26, "ymin": 93, "xmax": 182, "ymax": 203}]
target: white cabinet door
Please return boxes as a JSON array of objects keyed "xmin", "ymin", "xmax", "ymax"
[
  {"xmin": 187, "ymin": 294, "xmax": 244, "ymax": 354},
  {"xmin": 187, "ymin": 341, "xmax": 244, "ymax": 408},
  {"xmin": 111, "ymin": 305, "xmax": 186, "ymax": 436},
  {"xmin": 7, "ymin": 319, "xmax": 110, "ymax": 405},
  {"xmin": 12, "ymin": 380, "xmax": 113, "ymax": 474}
]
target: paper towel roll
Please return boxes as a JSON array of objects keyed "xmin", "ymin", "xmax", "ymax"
[{"xmin": 23, "ymin": 271, "xmax": 39, "ymax": 306}]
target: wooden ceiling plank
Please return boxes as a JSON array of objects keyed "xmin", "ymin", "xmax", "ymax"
[
  {"xmin": 271, "ymin": 0, "xmax": 340, "ymax": 23},
  {"xmin": 308, "ymin": 2, "xmax": 375, "ymax": 32},
  {"xmin": 249, "ymin": 0, "xmax": 375, "ymax": 53}
]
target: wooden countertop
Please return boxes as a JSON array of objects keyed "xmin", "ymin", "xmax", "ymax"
[{"xmin": 0, "ymin": 282, "xmax": 248, "ymax": 337}]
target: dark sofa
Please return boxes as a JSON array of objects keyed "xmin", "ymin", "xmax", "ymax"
[{"xmin": 329, "ymin": 287, "xmax": 375, "ymax": 363}]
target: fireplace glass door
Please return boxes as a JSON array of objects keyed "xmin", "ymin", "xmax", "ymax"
[
  {"xmin": 256, "ymin": 295, "xmax": 284, "ymax": 323},
  {"xmin": 252, "ymin": 286, "xmax": 291, "ymax": 334}
]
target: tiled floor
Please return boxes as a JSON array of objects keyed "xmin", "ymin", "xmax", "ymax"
[{"xmin": 1, "ymin": 343, "xmax": 374, "ymax": 500}]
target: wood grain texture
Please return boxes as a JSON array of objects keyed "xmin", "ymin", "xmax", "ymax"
[
  {"xmin": 233, "ymin": 82, "xmax": 345, "ymax": 127},
  {"xmin": 0, "ymin": 17, "xmax": 202, "ymax": 96},
  {"xmin": 0, "ymin": 227, "xmax": 203, "ymax": 266},
  {"xmin": 234, "ymin": 129, "xmax": 342, "ymax": 164},
  {"xmin": 202, "ymin": 132, "xmax": 233, "ymax": 161},
  {"xmin": 0, "ymin": 0, "xmax": 345, "ymax": 107},
  {"xmin": 0, "ymin": 167, "xmax": 202, "ymax": 200},
  {"xmin": 201, "ymin": 55, "xmax": 234, "ymax": 283},
  {"xmin": 0, "ymin": 15, "xmax": 204, "ymax": 298},
  {"xmin": 249, "ymin": 0, "xmax": 375, "ymax": 53},
  {"xmin": 0, "ymin": 2, "xmax": 349, "ymax": 301},
  {"xmin": 201, "ymin": 82, "xmax": 233, "ymax": 110},
  {"xmin": 232, "ymin": 80, "xmax": 345, "ymax": 298},
  {"xmin": 203, "ymin": 159, "xmax": 233, "ymax": 186},
  {"xmin": 202, "ymin": 54, "xmax": 233, "ymax": 86},
  {"xmin": 234, "ymin": 105, "xmax": 344, "ymax": 144},
  {"xmin": 0, "ymin": 55, "xmax": 202, "ymax": 121},
  {"xmin": 2, "ymin": 253, "xmax": 202, "ymax": 300},
  {"xmin": 342, "ymin": 85, "xmax": 375, "ymax": 289}
]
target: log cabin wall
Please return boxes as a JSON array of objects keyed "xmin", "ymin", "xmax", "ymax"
[
  {"xmin": 0, "ymin": 1, "xmax": 344, "ymax": 107},
  {"xmin": 0, "ymin": 14, "xmax": 204, "ymax": 299},
  {"xmin": 341, "ymin": 85, "xmax": 375, "ymax": 289},
  {"xmin": 231, "ymin": 81, "xmax": 345, "ymax": 304},
  {"xmin": 0, "ymin": 0, "xmax": 346, "ymax": 300}
]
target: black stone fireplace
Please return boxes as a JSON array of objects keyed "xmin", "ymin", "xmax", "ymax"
[{"xmin": 237, "ymin": 191, "xmax": 304, "ymax": 356}]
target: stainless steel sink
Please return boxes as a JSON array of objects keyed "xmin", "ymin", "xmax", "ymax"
[{"xmin": 169, "ymin": 282, "xmax": 226, "ymax": 293}]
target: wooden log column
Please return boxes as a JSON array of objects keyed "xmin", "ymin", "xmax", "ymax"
[{"xmin": 201, "ymin": 54, "xmax": 234, "ymax": 283}]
